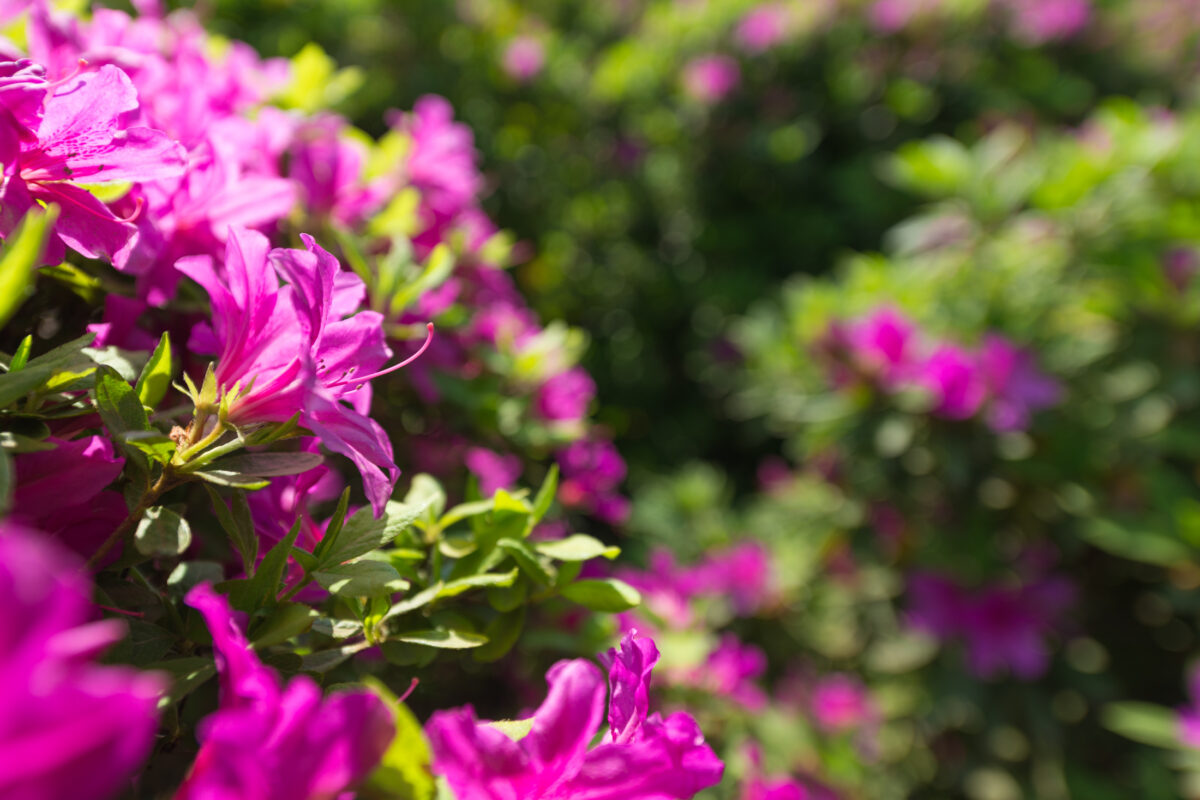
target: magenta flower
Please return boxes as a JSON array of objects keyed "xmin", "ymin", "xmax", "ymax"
[
  {"xmin": 844, "ymin": 307, "xmax": 920, "ymax": 388},
  {"xmin": 735, "ymin": 4, "xmax": 790, "ymax": 53},
  {"xmin": 465, "ymin": 446, "xmax": 523, "ymax": 496},
  {"xmin": 740, "ymin": 746, "xmax": 808, "ymax": 800},
  {"xmin": 426, "ymin": 631, "xmax": 723, "ymax": 800},
  {"xmin": 0, "ymin": 60, "xmax": 185, "ymax": 267},
  {"xmin": 677, "ymin": 542, "xmax": 773, "ymax": 614},
  {"xmin": 1002, "ymin": 0, "xmax": 1090, "ymax": 43},
  {"xmin": 810, "ymin": 674, "xmax": 877, "ymax": 732},
  {"xmin": 908, "ymin": 571, "xmax": 1074, "ymax": 680},
  {"xmin": 535, "ymin": 367, "xmax": 596, "ymax": 422},
  {"xmin": 918, "ymin": 344, "xmax": 985, "ymax": 420},
  {"xmin": 288, "ymin": 114, "xmax": 380, "ymax": 227},
  {"xmin": 395, "ymin": 95, "xmax": 483, "ymax": 228},
  {"xmin": 502, "ymin": 36, "xmax": 546, "ymax": 82},
  {"xmin": 0, "ymin": 523, "xmax": 164, "ymax": 800},
  {"xmin": 681, "ymin": 55, "xmax": 741, "ymax": 104},
  {"xmin": 977, "ymin": 335, "xmax": 1062, "ymax": 432},
  {"xmin": 180, "ymin": 227, "xmax": 430, "ymax": 513},
  {"xmin": 558, "ymin": 438, "xmax": 629, "ymax": 524},
  {"xmin": 10, "ymin": 435, "xmax": 127, "ymax": 561},
  {"xmin": 680, "ymin": 634, "xmax": 768, "ymax": 711},
  {"xmin": 178, "ymin": 584, "xmax": 394, "ymax": 800},
  {"xmin": 136, "ymin": 125, "xmax": 297, "ymax": 303},
  {"xmin": 742, "ymin": 776, "xmax": 808, "ymax": 800}
]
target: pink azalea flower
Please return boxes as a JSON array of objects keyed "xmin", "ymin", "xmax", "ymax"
[
  {"xmin": 681, "ymin": 55, "xmax": 741, "ymax": 104},
  {"xmin": 10, "ymin": 436, "xmax": 127, "ymax": 561},
  {"xmin": 736, "ymin": 4, "xmax": 790, "ymax": 53},
  {"xmin": 680, "ymin": 634, "xmax": 768, "ymax": 711},
  {"xmin": 907, "ymin": 571, "xmax": 1074, "ymax": 680},
  {"xmin": 557, "ymin": 438, "xmax": 629, "ymax": 524},
  {"xmin": 178, "ymin": 584, "xmax": 394, "ymax": 799},
  {"xmin": 0, "ymin": 523, "xmax": 165, "ymax": 800},
  {"xmin": 1002, "ymin": 0, "xmax": 1090, "ymax": 43},
  {"xmin": 394, "ymin": 95, "xmax": 483, "ymax": 232},
  {"xmin": 426, "ymin": 631, "xmax": 724, "ymax": 799},
  {"xmin": 0, "ymin": 60, "xmax": 186, "ymax": 267},
  {"xmin": 288, "ymin": 114, "xmax": 381, "ymax": 227},
  {"xmin": 465, "ymin": 446, "xmax": 523, "ymax": 496},
  {"xmin": 502, "ymin": 36, "xmax": 546, "ymax": 82},
  {"xmin": 977, "ymin": 335, "xmax": 1062, "ymax": 432},
  {"xmin": 810, "ymin": 674, "xmax": 877, "ymax": 732},
  {"xmin": 918, "ymin": 344, "xmax": 986, "ymax": 420},
  {"xmin": 180, "ymin": 227, "xmax": 429, "ymax": 514},
  {"xmin": 535, "ymin": 367, "xmax": 596, "ymax": 422},
  {"xmin": 844, "ymin": 307, "xmax": 920, "ymax": 388}
]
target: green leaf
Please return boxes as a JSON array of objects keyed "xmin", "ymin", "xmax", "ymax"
[
  {"xmin": 1102, "ymin": 702, "xmax": 1183, "ymax": 750},
  {"xmin": 251, "ymin": 602, "xmax": 319, "ymax": 648},
  {"xmin": 486, "ymin": 579, "xmax": 528, "ymax": 612},
  {"xmin": 0, "ymin": 449, "xmax": 10, "ymax": 516},
  {"xmin": 0, "ymin": 364, "xmax": 54, "ymax": 409},
  {"xmin": 147, "ymin": 656, "xmax": 216, "ymax": 707},
  {"xmin": 134, "ymin": 506, "xmax": 193, "ymax": 557},
  {"xmin": 121, "ymin": 430, "xmax": 176, "ymax": 463},
  {"xmin": 134, "ymin": 332, "xmax": 172, "ymax": 409},
  {"xmin": 437, "ymin": 497, "xmax": 498, "ymax": 530},
  {"xmin": 205, "ymin": 486, "xmax": 259, "ymax": 578},
  {"xmin": 218, "ymin": 518, "xmax": 301, "ymax": 611},
  {"xmin": 534, "ymin": 534, "xmax": 620, "ymax": 562},
  {"xmin": 191, "ymin": 469, "xmax": 271, "ymax": 490},
  {"xmin": 438, "ymin": 570, "xmax": 519, "ymax": 599},
  {"xmin": 0, "ymin": 207, "xmax": 55, "ymax": 328},
  {"xmin": 497, "ymin": 538, "xmax": 556, "ymax": 585},
  {"xmin": 166, "ymin": 561, "xmax": 224, "ymax": 597},
  {"xmin": 107, "ymin": 619, "xmax": 175, "ymax": 665},
  {"xmin": 94, "ymin": 365, "xmax": 150, "ymax": 435},
  {"xmin": 204, "ymin": 451, "xmax": 325, "ymax": 478},
  {"xmin": 315, "ymin": 560, "xmax": 410, "ymax": 597},
  {"xmin": 384, "ymin": 584, "xmax": 443, "ymax": 620},
  {"xmin": 392, "ymin": 628, "xmax": 489, "ymax": 649},
  {"xmin": 9, "ymin": 335, "xmax": 32, "ymax": 372},
  {"xmin": 361, "ymin": 677, "xmax": 436, "ymax": 800},
  {"xmin": 404, "ymin": 473, "xmax": 446, "ymax": 524},
  {"xmin": 1081, "ymin": 518, "xmax": 1193, "ymax": 566},
  {"xmin": 320, "ymin": 497, "xmax": 431, "ymax": 567},
  {"xmin": 312, "ymin": 487, "xmax": 352, "ymax": 562},
  {"xmin": 473, "ymin": 607, "xmax": 526, "ymax": 663},
  {"xmin": 560, "ymin": 578, "xmax": 642, "ymax": 612},
  {"xmin": 530, "ymin": 464, "xmax": 558, "ymax": 524}
]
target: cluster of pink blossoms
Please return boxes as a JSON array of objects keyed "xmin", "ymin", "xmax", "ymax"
[
  {"xmin": 0, "ymin": 0, "xmax": 663, "ymax": 796},
  {"xmin": 907, "ymin": 569, "xmax": 1076, "ymax": 680},
  {"xmin": 0, "ymin": 0, "xmax": 627, "ymax": 522},
  {"xmin": 820, "ymin": 307, "xmax": 1063, "ymax": 432}
]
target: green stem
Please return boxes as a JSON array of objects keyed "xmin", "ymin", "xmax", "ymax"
[{"xmin": 175, "ymin": 420, "xmax": 225, "ymax": 464}]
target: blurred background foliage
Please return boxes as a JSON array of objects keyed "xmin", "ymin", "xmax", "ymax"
[{"xmin": 156, "ymin": 0, "xmax": 1200, "ymax": 796}]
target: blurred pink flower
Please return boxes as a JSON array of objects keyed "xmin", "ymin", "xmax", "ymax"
[
  {"xmin": 681, "ymin": 54, "xmax": 740, "ymax": 104},
  {"xmin": 736, "ymin": 4, "xmax": 789, "ymax": 53},
  {"xmin": 502, "ymin": 36, "xmax": 545, "ymax": 82},
  {"xmin": 810, "ymin": 674, "xmax": 876, "ymax": 732}
]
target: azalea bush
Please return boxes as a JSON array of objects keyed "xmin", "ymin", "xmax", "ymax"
[
  {"xmin": 0, "ymin": 1, "xmax": 723, "ymax": 797},
  {"xmin": 11, "ymin": 0, "xmax": 1200, "ymax": 799}
]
